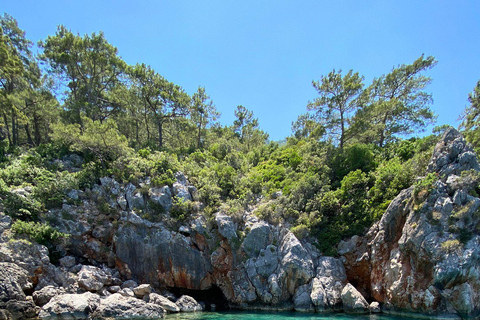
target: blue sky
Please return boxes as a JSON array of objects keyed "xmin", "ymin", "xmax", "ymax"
[{"xmin": 3, "ymin": 1, "xmax": 480, "ymax": 141}]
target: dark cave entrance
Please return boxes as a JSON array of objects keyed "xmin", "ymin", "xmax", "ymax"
[{"xmin": 169, "ymin": 285, "xmax": 229, "ymax": 311}]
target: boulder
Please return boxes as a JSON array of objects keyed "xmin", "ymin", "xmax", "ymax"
[
  {"xmin": 32, "ymin": 286, "xmax": 64, "ymax": 307},
  {"xmin": 121, "ymin": 280, "xmax": 138, "ymax": 289},
  {"xmin": 5, "ymin": 298, "xmax": 39, "ymax": 319},
  {"xmin": 145, "ymin": 293, "xmax": 180, "ymax": 313},
  {"xmin": 39, "ymin": 292, "xmax": 100, "ymax": 320},
  {"xmin": 91, "ymin": 293, "xmax": 165, "ymax": 319},
  {"xmin": 175, "ymin": 295, "xmax": 202, "ymax": 312},
  {"xmin": 0, "ymin": 263, "xmax": 32, "ymax": 307},
  {"xmin": 341, "ymin": 283, "xmax": 370, "ymax": 314},
  {"xmin": 77, "ymin": 266, "xmax": 109, "ymax": 292},
  {"xmin": 118, "ymin": 288, "xmax": 135, "ymax": 298},
  {"xmin": 370, "ymin": 301, "xmax": 381, "ymax": 313},
  {"xmin": 0, "ymin": 309, "xmax": 12, "ymax": 320},
  {"xmin": 133, "ymin": 284, "xmax": 152, "ymax": 298},
  {"xmin": 107, "ymin": 286, "xmax": 121, "ymax": 293}
]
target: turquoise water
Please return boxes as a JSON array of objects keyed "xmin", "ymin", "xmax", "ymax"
[{"xmin": 165, "ymin": 312, "xmax": 410, "ymax": 320}]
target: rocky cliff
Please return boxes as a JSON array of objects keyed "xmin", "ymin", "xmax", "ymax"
[
  {"xmin": 1, "ymin": 128, "xmax": 480, "ymax": 319},
  {"xmin": 340, "ymin": 128, "xmax": 480, "ymax": 318}
]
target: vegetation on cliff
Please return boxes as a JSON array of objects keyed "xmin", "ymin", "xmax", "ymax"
[{"xmin": 1, "ymin": 13, "xmax": 479, "ymax": 255}]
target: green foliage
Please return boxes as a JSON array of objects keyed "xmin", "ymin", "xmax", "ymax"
[
  {"xmin": 441, "ymin": 239, "xmax": 461, "ymax": 253},
  {"xmin": 414, "ymin": 172, "xmax": 438, "ymax": 201},
  {"xmin": 11, "ymin": 220, "xmax": 69, "ymax": 246},
  {"xmin": 170, "ymin": 197, "xmax": 193, "ymax": 223},
  {"xmin": 306, "ymin": 69, "xmax": 364, "ymax": 148},
  {"xmin": 51, "ymin": 117, "xmax": 132, "ymax": 162},
  {"xmin": 462, "ymin": 80, "xmax": 480, "ymax": 152},
  {"xmin": 355, "ymin": 55, "xmax": 437, "ymax": 147}
]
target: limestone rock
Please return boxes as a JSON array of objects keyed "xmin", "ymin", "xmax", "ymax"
[
  {"xmin": 340, "ymin": 128, "xmax": 480, "ymax": 318},
  {"xmin": 121, "ymin": 280, "xmax": 138, "ymax": 289},
  {"xmin": 175, "ymin": 295, "xmax": 202, "ymax": 312},
  {"xmin": 133, "ymin": 284, "xmax": 152, "ymax": 298},
  {"xmin": 310, "ymin": 257, "xmax": 346, "ymax": 311},
  {"xmin": 370, "ymin": 301, "xmax": 381, "ymax": 313},
  {"xmin": 293, "ymin": 284, "xmax": 314, "ymax": 312},
  {"xmin": 39, "ymin": 292, "xmax": 100, "ymax": 320},
  {"xmin": 0, "ymin": 263, "xmax": 31, "ymax": 307},
  {"xmin": 172, "ymin": 172, "xmax": 192, "ymax": 202},
  {"xmin": 145, "ymin": 293, "xmax": 180, "ymax": 313},
  {"xmin": 149, "ymin": 186, "xmax": 172, "ymax": 211},
  {"xmin": 115, "ymin": 222, "xmax": 213, "ymax": 290},
  {"xmin": 91, "ymin": 293, "xmax": 165, "ymax": 319},
  {"xmin": 5, "ymin": 298, "xmax": 39, "ymax": 320},
  {"xmin": 118, "ymin": 288, "xmax": 135, "ymax": 298},
  {"xmin": 125, "ymin": 183, "xmax": 145, "ymax": 209},
  {"xmin": 215, "ymin": 213, "xmax": 237, "ymax": 240},
  {"xmin": 341, "ymin": 283, "xmax": 370, "ymax": 314},
  {"xmin": 33, "ymin": 286, "xmax": 64, "ymax": 307},
  {"xmin": 77, "ymin": 266, "xmax": 109, "ymax": 292},
  {"xmin": 59, "ymin": 256, "xmax": 76, "ymax": 269}
]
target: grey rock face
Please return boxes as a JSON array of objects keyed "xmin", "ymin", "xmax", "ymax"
[
  {"xmin": 172, "ymin": 172, "xmax": 192, "ymax": 202},
  {"xmin": 427, "ymin": 127, "xmax": 480, "ymax": 177},
  {"xmin": 341, "ymin": 128, "xmax": 480, "ymax": 318},
  {"xmin": 125, "ymin": 183, "xmax": 145, "ymax": 209},
  {"xmin": 149, "ymin": 186, "xmax": 172, "ymax": 212},
  {"xmin": 39, "ymin": 292, "xmax": 100, "ymax": 320},
  {"xmin": 0, "ymin": 263, "xmax": 31, "ymax": 307},
  {"xmin": 91, "ymin": 293, "xmax": 165, "ymax": 319},
  {"xmin": 215, "ymin": 213, "xmax": 237, "ymax": 240},
  {"xmin": 341, "ymin": 283, "xmax": 370, "ymax": 314},
  {"xmin": 145, "ymin": 293, "xmax": 180, "ymax": 313},
  {"xmin": 115, "ymin": 221, "xmax": 213, "ymax": 290},
  {"xmin": 293, "ymin": 284, "xmax": 314, "ymax": 312},
  {"xmin": 310, "ymin": 257, "xmax": 347, "ymax": 311},
  {"xmin": 59, "ymin": 256, "xmax": 76, "ymax": 269},
  {"xmin": 241, "ymin": 221, "xmax": 271, "ymax": 257},
  {"xmin": 175, "ymin": 295, "xmax": 202, "ymax": 312}
]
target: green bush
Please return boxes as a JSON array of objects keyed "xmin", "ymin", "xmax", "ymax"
[{"xmin": 11, "ymin": 220, "xmax": 69, "ymax": 246}]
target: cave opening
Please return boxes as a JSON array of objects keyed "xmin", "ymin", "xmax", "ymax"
[{"xmin": 169, "ymin": 285, "xmax": 229, "ymax": 311}]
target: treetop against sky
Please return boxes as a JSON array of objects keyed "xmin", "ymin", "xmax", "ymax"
[{"xmin": 2, "ymin": 1, "xmax": 480, "ymax": 140}]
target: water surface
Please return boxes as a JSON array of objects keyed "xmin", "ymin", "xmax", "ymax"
[{"xmin": 165, "ymin": 311, "xmax": 412, "ymax": 320}]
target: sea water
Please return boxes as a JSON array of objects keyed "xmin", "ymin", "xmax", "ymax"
[{"xmin": 165, "ymin": 312, "xmax": 412, "ymax": 320}]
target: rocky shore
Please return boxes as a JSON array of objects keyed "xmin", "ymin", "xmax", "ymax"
[{"xmin": 1, "ymin": 128, "xmax": 479, "ymax": 319}]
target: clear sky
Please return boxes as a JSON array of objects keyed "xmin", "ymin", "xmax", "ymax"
[{"xmin": 2, "ymin": 1, "xmax": 480, "ymax": 141}]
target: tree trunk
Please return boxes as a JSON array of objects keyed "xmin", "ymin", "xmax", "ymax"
[
  {"xmin": 339, "ymin": 109, "xmax": 345, "ymax": 150},
  {"xmin": 3, "ymin": 112, "xmax": 12, "ymax": 146},
  {"xmin": 25, "ymin": 123, "xmax": 34, "ymax": 146},
  {"xmin": 11, "ymin": 109, "xmax": 17, "ymax": 146},
  {"xmin": 197, "ymin": 116, "xmax": 204, "ymax": 149},
  {"xmin": 157, "ymin": 120, "xmax": 163, "ymax": 149}
]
